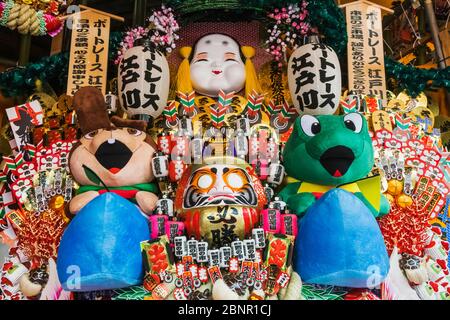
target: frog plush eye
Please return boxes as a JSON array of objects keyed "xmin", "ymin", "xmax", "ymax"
[
  {"xmin": 300, "ymin": 115, "xmax": 321, "ymax": 137},
  {"xmin": 343, "ymin": 113, "xmax": 363, "ymax": 133}
]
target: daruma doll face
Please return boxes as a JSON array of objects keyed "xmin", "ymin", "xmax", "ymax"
[
  {"xmin": 175, "ymin": 157, "xmax": 267, "ymax": 246},
  {"xmin": 183, "ymin": 164, "xmax": 258, "ymax": 209}
]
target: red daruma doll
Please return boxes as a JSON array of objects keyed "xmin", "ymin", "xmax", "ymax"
[{"xmin": 175, "ymin": 156, "xmax": 267, "ymax": 247}]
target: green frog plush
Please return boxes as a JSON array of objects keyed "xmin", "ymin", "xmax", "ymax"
[
  {"xmin": 280, "ymin": 113, "xmax": 390, "ymax": 216},
  {"xmin": 280, "ymin": 113, "xmax": 390, "ymax": 288}
]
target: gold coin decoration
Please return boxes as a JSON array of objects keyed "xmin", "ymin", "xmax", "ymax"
[
  {"xmin": 28, "ymin": 92, "xmax": 57, "ymax": 111},
  {"xmin": 397, "ymin": 91, "xmax": 412, "ymax": 104},
  {"xmin": 385, "ymin": 193, "xmax": 394, "ymax": 204},
  {"xmin": 415, "ymin": 93, "xmax": 428, "ymax": 108},
  {"xmin": 386, "ymin": 99, "xmax": 406, "ymax": 112},
  {"xmin": 387, "ymin": 180, "xmax": 404, "ymax": 196},
  {"xmin": 386, "ymin": 90, "xmax": 397, "ymax": 100},
  {"xmin": 408, "ymin": 107, "xmax": 435, "ymax": 131},
  {"xmin": 396, "ymin": 193, "xmax": 413, "ymax": 208},
  {"xmin": 57, "ymin": 94, "xmax": 73, "ymax": 111},
  {"xmin": 372, "ymin": 110, "xmax": 393, "ymax": 132}
]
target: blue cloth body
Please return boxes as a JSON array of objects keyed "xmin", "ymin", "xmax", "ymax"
[
  {"xmin": 294, "ymin": 188, "xmax": 389, "ymax": 288},
  {"xmin": 57, "ymin": 192, "xmax": 149, "ymax": 291}
]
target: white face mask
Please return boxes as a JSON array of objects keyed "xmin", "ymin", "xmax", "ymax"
[{"xmin": 190, "ymin": 34, "xmax": 246, "ymax": 97}]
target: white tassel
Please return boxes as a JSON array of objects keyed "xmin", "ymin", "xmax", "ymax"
[
  {"xmin": 19, "ymin": 274, "xmax": 42, "ymax": 298},
  {"xmin": 381, "ymin": 246, "xmax": 420, "ymax": 300},
  {"xmin": 404, "ymin": 259, "xmax": 429, "ymax": 285}
]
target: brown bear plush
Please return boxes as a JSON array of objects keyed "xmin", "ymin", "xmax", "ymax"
[{"xmin": 69, "ymin": 86, "xmax": 159, "ymax": 215}]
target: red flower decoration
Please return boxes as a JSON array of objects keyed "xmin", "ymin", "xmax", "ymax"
[{"xmin": 378, "ymin": 201, "xmax": 428, "ymax": 256}]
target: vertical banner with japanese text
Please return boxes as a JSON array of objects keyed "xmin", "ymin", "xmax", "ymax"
[
  {"xmin": 345, "ymin": 2, "xmax": 387, "ymax": 102},
  {"xmin": 66, "ymin": 10, "xmax": 110, "ymax": 96}
]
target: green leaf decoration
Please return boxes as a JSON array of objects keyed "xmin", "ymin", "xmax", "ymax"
[
  {"xmin": 82, "ymin": 165, "xmax": 110, "ymax": 192},
  {"xmin": 112, "ymin": 286, "xmax": 149, "ymax": 300},
  {"xmin": 301, "ymin": 284, "xmax": 348, "ymax": 300}
]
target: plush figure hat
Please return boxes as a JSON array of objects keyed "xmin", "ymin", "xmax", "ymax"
[
  {"xmin": 72, "ymin": 87, "xmax": 154, "ymax": 143},
  {"xmin": 72, "ymin": 86, "xmax": 114, "ymax": 135}
]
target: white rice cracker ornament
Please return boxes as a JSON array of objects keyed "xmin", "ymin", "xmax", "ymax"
[{"xmin": 381, "ymin": 246, "xmax": 420, "ymax": 300}]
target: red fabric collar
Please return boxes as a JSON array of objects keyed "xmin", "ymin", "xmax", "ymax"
[{"xmin": 98, "ymin": 189, "xmax": 138, "ymax": 199}]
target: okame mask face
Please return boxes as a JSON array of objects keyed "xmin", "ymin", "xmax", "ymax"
[{"xmin": 190, "ymin": 34, "xmax": 246, "ymax": 97}]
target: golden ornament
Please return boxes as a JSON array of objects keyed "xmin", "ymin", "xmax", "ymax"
[
  {"xmin": 249, "ymin": 293, "xmax": 265, "ymax": 300},
  {"xmin": 49, "ymin": 195, "xmax": 70, "ymax": 223},
  {"xmin": 49, "ymin": 195, "xmax": 65, "ymax": 211},
  {"xmin": 372, "ymin": 110, "xmax": 393, "ymax": 132},
  {"xmin": 384, "ymin": 193, "xmax": 395, "ymax": 204},
  {"xmin": 396, "ymin": 193, "xmax": 413, "ymax": 208},
  {"xmin": 386, "ymin": 99, "xmax": 406, "ymax": 112},
  {"xmin": 28, "ymin": 92, "xmax": 57, "ymax": 111},
  {"xmin": 408, "ymin": 107, "xmax": 435, "ymax": 131},
  {"xmin": 386, "ymin": 90, "xmax": 397, "ymax": 100},
  {"xmin": 57, "ymin": 94, "xmax": 73, "ymax": 112},
  {"xmin": 387, "ymin": 180, "xmax": 403, "ymax": 196},
  {"xmin": 415, "ymin": 93, "xmax": 428, "ymax": 108},
  {"xmin": 397, "ymin": 91, "xmax": 412, "ymax": 104}
]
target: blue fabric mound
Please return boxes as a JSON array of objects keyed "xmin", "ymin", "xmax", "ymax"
[
  {"xmin": 57, "ymin": 192, "xmax": 149, "ymax": 291},
  {"xmin": 294, "ymin": 189, "xmax": 389, "ymax": 288}
]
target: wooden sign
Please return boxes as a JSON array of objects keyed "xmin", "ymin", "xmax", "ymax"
[
  {"xmin": 66, "ymin": 10, "xmax": 110, "ymax": 96},
  {"xmin": 344, "ymin": 1, "xmax": 387, "ymax": 102},
  {"xmin": 439, "ymin": 29, "xmax": 450, "ymax": 68}
]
